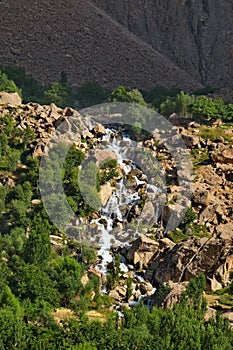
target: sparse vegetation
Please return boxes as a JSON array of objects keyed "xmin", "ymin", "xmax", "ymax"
[
  {"xmin": 99, "ymin": 158, "xmax": 119, "ymax": 185},
  {"xmin": 199, "ymin": 125, "xmax": 233, "ymax": 144},
  {"xmin": 190, "ymin": 148, "xmax": 210, "ymax": 169}
]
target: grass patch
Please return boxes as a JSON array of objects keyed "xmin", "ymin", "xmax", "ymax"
[
  {"xmin": 168, "ymin": 229, "xmax": 189, "ymax": 243},
  {"xmin": 213, "ymin": 287, "xmax": 229, "ymax": 296},
  {"xmin": 200, "ymin": 125, "xmax": 233, "ymax": 144},
  {"xmin": 190, "ymin": 224, "xmax": 210, "ymax": 238},
  {"xmin": 219, "ymin": 294, "xmax": 233, "ymax": 307},
  {"xmin": 168, "ymin": 225, "xmax": 209, "ymax": 243},
  {"xmin": 190, "ymin": 148, "xmax": 209, "ymax": 169}
]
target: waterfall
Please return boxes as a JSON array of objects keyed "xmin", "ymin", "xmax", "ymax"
[{"xmin": 89, "ymin": 128, "xmax": 161, "ymax": 273}]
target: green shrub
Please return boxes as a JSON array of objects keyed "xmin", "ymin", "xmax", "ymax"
[{"xmin": 0, "ymin": 70, "xmax": 22, "ymax": 96}]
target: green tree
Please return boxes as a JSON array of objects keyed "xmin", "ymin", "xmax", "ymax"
[
  {"xmin": 23, "ymin": 216, "xmax": 51, "ymax": 268},
  {"xmin": 176, "ymin": 91, "xmax": 194, "ymax": 117},
  {"xmin": 189, "ymin": 96, "xmax": 218, "ymax": 120},
  {"xmin": 64, "ymin": 144, "xmax": 84, "ymax": 178},
  {"xmin": 224, "ymin": 103, "xmax": 233, "ymax": 121},
  {"xmin": 43, "ymin": 82, "xmax": 70, "ymax": 107},
  {"xmin": 60, "ymin": 70, "xmax": 68, "ymax": 86},
  {"xmin": 127, "ymin": 89, "xmax": 147, "ymax": 106},
  {"xmin": 109, "ymin": 86, "xmax": 146, "ymax": 106},
  {"xmin": 108, "ymin": 85, "xmax": 129, "ymax": 102},
  {"xmin": 160, "ymin": 91, "xmax": 194, "ymax": 117},
  {"xmin": 10, "ymin": 263, "xmax": 59, "ymax": 306},
  {"xmin": 0, "ymin": 66, "xmax": 43, "ymax": 102},
  {"xmin": 48, "ymin": 256, "xmax": 82, "ymax": 307},
  {"xmin": 74, "ymin": 81, "xmax": 109, "ymax": 108},
  {"xmin": 78, "ymin": 161, "xmax": 101, "ymax": 212},
  {"xmin": 0, "ymin": 70, "xmax": 22, "ymax": 96},
  {"xmin": 0, "ymin": 307, "xmax": 26, "ymax": 349}
]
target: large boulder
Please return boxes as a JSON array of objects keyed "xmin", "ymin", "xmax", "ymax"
[
  {"xmin": 211, "ymin": 147, "xmax": 233, "ymax": 164},
  {"xmin": 126, "ymin": 235, "xmax": 159, "ymax": 268},
  {"xmin": 192, "ymin": 183, "xmax": 212, "ymax": 206},
  {"xmin": 216, "ymin": 223, "xmax": 233, "ymax": 240},
  {"xmin": 182, "ymin": 134, "xmax": 201, "ymax": 149},
  {"xmin": 0, "ymin": 92, "xmax": 22, "ymax": 106},
  {"xmin": 147, "ymin": 236, "xmax": 233, "ymax": 291},
  {"xmin": 93, "ymin": 149, "xmax": 117, "ymax": 167}
]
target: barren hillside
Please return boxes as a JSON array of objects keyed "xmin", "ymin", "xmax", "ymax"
[{"xmin": 0, "ymin": 0, "xmax": 202, "ymax": 90}]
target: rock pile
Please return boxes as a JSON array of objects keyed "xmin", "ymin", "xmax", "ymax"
[{"xmin": 145, "ymin": 236, "xmax": 233, "ymax": 292}]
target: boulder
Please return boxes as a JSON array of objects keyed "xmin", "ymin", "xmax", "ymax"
[
  {"xmin": 81, "ymin": 274, "xmax": 89, "ymax": 287},
  {"xmin": 211, "ymin": 148, "xmax": 233, "ymax": 164},
  {"xmin": 159, "ymin": 238, "xmax": 175, "ymax": 251},
  {"xmin": 196, "ymin": 166, "xmax": 222, "ymax": 185},
  {"xmin": 133, "ymin": 289, "xmax": 142, "ymax": 300},
  {"xmin": 115, "ymin": 286, "xmax": 127, "ymax": 297},
  {"xmin": 161, "ymin": 281, "xmax": 188, "ymax": 309},
  {"xmin": 199, "ymin": 205, "xmax": 216, "ymax": 223},
  {"xmin": 140, "ymin": 201, "xmax": 155, "ymax": 224},
  {"xmin": 99, "ymin": 182, "xmax": 114, "ymax": 206},
  {"xmin": 206, "ymin": 276, "xmax": 222, "ymax": 292},
  {"xmin": 82, "ymin": 130, "xmax": 94, "ymax": 139},
  {"xmin": 182, "ymin": 134, "xmax": 201, "ymax": 148},
  {"xmin": 0, "ymin": 92, "xmax": 22, "ymax": 106},
  {"xmin": 139, "ymin": 282, "xmax": 153, "ymax": 295},
  {"xmin": 204, "ymin": 307, "xmax": 217, "ymax": 321},
  {"xmin": 222, "ymin": 312, "xmax": 233, "ymax": 326},
  {"xmin": 192, "ymin": 183, "xmax": 212, "ymax": 205},
  {"xmin": 93, "ymin": 123, "xmax": 106, "ymax": 135},
  {"xmin": 126, "ymin": 235, "xmax": 159, "ymax": 268},
  {"xmin": 147, "ymin": 236, "xmax": 233, "ymax": 291},
  {"xmin": 94, "ymin": 149, "xmax": 117, "ymax": 167},
  {"xmin": 109, "ymin": 286, "xmax": 127, "ymax": 301},
  {"xmin": 216, "ymin": 223, "xmax": 233, "ymax": 240}
]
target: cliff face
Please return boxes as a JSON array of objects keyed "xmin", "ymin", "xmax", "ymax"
[{"xmin": 92, "ymin": 0, "xmax": 233, "ymax": 89}]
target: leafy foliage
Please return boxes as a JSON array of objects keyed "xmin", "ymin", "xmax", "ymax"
[
  {"xmin": 109, "ymin": 85, "xmax": 146, "ymax": 106},
  {"xmin": 0, "ymin": 70, "xmax": 22, "ymax": 96},
  {"xmin": 43, "ymin": 82, "xmax": 70, "ymax": 107}
]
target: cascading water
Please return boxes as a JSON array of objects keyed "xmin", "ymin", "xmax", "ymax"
[{"xmin": 90, "ymin": 128, "xmax": 162, "ymax": 273}]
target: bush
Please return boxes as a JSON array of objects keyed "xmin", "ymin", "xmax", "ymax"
[
  {"xmin": 160, "ymin": 91, "xmax": 194, "ymax": 117},
  {"xmin": 74, "ymin": 81, "xmax": 109, "ymax": 108},
  {"xmin": 109, "ymin": 86, "xmax": 146, "ymax": 106},
  {"xmin": 43, "ymin": 82, "xmax": 70, "ymax": 107},
  {"xmin": 100, "ymin": 158, "xmax": 118, "ymax": 184},
  {"xmin": 189, "ymin": 95, "xmax": 219, "ymax": 120},
  {"xmin": 0, "ymin": 70, "xmax": 22, "ymax": 96},
  {"xmin": 0, "ymin": 66, "xmax": 43, "ymax": 102}
]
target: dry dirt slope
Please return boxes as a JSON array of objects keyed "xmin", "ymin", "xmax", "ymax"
[{"xmin": 0, "ymin": 0, "xmax": 202, "ymax": 91}]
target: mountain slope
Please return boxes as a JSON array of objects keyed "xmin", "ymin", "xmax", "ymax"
[
  {"xmin": 0, "ymin": 0, "xmax": 202, "ymax": 90},
  {"xmin": 92, "ymin": 0, "xmax": 233, "ymax": 89}
]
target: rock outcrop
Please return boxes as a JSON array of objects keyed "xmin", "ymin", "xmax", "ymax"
[
  {"xmin": 146, "ymin": 236, "xmax": 233, "ymax": 291},
  {"xmin": 0, "ymin": 92, "xmax": 22, "ymax": 106},
  {"xmin": 126, "ymin": 235, "xmax": 159, "ymax": 269},
  {"xmin": 93, "ymin": 0, "xmax": 233, "ymax": 90}
]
